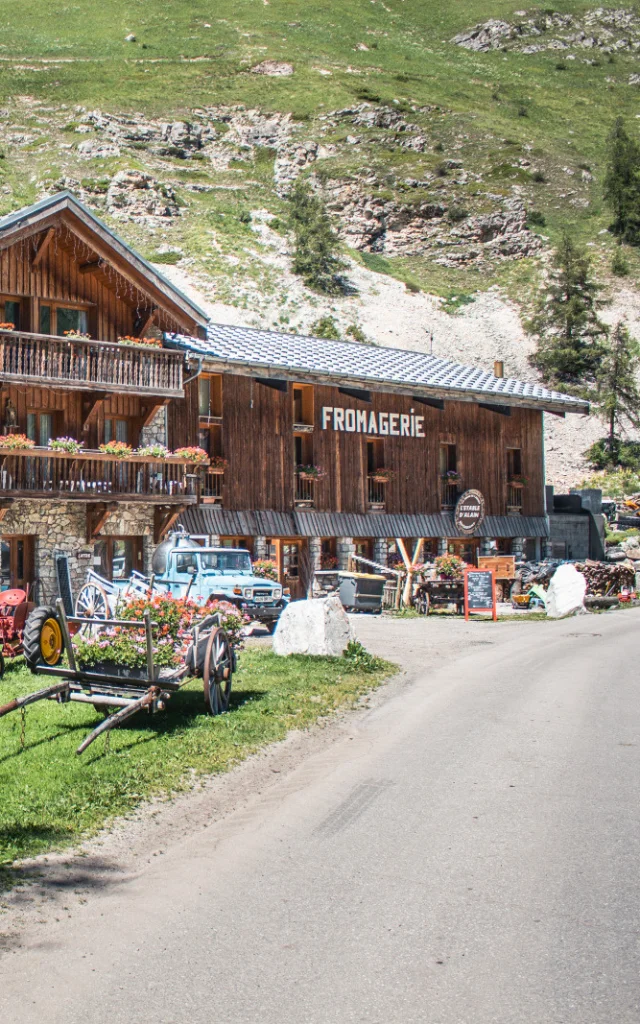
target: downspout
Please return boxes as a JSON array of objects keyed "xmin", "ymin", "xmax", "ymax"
[
  {"xmin": 183, "ymin": 356, "xmax": 203, "ymax": 387},
  {"xmin": 541, "ymin": 410, "xmax": 549, "ymax": 559}
]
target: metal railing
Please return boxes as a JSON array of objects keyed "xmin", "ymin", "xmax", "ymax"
[
  {"xmin": 294, "ymin": 472, "xmax": 315, "ymax": 507},
  {"xmin": 0, "ymin": 447, "xmax": 200, "ymax": 500},
  {"xmin": 367, "ymin": 475, "xmax": 386, "ymax": 508},
  {"xmin": 0, "ymin": 330, "xmax": 184, "ymax": 397},
  {"xmin": 440, "ymin": 481, "xmax": 459, "ymax": 509}
]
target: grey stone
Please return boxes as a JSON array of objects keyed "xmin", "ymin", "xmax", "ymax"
[{"xmin": 272, "ymin": 594, "xmax": 353, "ymax": 657}]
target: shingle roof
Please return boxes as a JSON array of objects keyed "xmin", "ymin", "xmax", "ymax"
[{"xmin": 167, "ymin": 322, "xmax": 589, "ymax": 413}]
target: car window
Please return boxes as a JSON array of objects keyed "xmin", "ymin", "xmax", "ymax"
[{"xmin": 175, "ymin": 552, "xmax": 198, "ymax": 574}]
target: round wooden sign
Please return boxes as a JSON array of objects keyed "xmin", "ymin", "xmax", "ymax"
[{"xmin": 454, "ymin": 489, "xmax": 485, "ymax": 535}]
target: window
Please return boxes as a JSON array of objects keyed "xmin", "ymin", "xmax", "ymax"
[
  {"xmin": 93, "ymin": 537, "xmax": 143, "ymax": 581},
  {"xmin": 294, "ymin": 433, "xmax": 313, "ymax": 467},
  {"xmin": 292, "ymin": 384, "xmax": 314, "ymax": 426},
  {"xmin": 282, "ymin": 543, "xmax": 299, "ymax": 579},
  {"xmin": 39, "ymin": 304, "xmax": 88, "ymax": 337},
  {"xmin": 104, "ymin": 418, "xmax": 129, "ymax": 444},
  {"xmin": 439, "ymin": 443, "xmax": 457, "ymax": 476},
  {"xmin": 26, "ymin": 412, "xmax": 53, "ymax": 447},
  {"xmin": 0, "ymin": 535, "xmax": 34, "ymax": 591},
  {"xmin": 507, "ymin": 448, "xmax": 523, "ymax": 479},
  {"xmin": 367, "ymin": 439, "xmax": 384, "ymax": 474},
  {"xmin": 198, "ymin": 374, "xmax": 222, "ymax": 418},
  {"xmin": 0, "ymin": 298, "xmax": 20, "ymax": 329},
  {"xmin": 198, "ymin": 423, "xmax": 222, "ymax": 457}
]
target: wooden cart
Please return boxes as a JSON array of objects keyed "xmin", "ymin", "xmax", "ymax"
[
  {"xmin": 414, "ymin": 579, "xmax": 465, "ymax": 615},
  {"xmin": 0, "ymin": 599, "xmax": 235, "ymax": 754}
]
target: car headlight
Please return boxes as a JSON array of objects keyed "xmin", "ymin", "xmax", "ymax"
[
  {"xmin": 274, "ymin": 587, "xmax": 282, "ymax": 600},
  {"xmin": 243, "ymin": 587, "xmax": 253, "ymax": 598}
]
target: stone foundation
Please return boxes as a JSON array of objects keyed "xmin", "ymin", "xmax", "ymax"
[{"xmin": 0, "ymin": 499, "xmax": 156, "ymax": 601}]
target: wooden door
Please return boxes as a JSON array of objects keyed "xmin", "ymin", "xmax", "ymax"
[{"xmin": 0, "ymin": 535, "xmax": 35, "ymax": 591}]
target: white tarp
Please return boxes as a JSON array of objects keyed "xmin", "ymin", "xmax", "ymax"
[{"xmin": 546, "ymin": 563, "xmax": 587, "ymax": 619}]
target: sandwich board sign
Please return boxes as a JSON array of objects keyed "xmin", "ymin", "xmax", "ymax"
[{"xmin": 464, "ymin": 568, "xmax": 497, "ymax": 621}]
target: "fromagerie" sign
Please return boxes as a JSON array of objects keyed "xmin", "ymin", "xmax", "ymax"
[{"xmin": 321, "ymin": 406, "xmax": 425, "ymax": 437}]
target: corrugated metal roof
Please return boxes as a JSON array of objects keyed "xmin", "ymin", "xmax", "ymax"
[
  {"xmin": 167, "ymin": 323, "xmax": 589, "ymax": 413},
  {"xmin": 0, "ymin": 191, "xmax": 209, "ymax": 325},
  {"xmin": 179, "ymin": 507, "xmax": 297, "ymax": 537}
]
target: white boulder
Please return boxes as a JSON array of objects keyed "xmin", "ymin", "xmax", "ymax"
[
  {"xmin": 546, "ymin": 563, "xmax": 587, "ymax": 619},
  {"xmin": 272, "ymin": 594, "xmax": 353, "ymax": 657}
]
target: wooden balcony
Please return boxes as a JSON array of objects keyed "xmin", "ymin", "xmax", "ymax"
[
  {"xmin": 507, "ymin": 483, "xmax": 524, "ymax": 515},
  {"xmin": 0, "ymin": 447, "xmax": 200, "ymax": 503},
  {"xmin": 367, "ymin": 475, "xmax": 386, "ymax": 511},
  {"xmin": 294, "ymin": 472, "xmax": 315, "ymax": 508},
  {"xmin": 202, "ymin": 468, "xmax": 224, "ymax": 505},
  {"xmin": 0, "ymin": 330, "xmax": 184, "ymax": 397}
]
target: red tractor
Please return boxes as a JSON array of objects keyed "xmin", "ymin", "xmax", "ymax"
[{"xmin": 0, "ymin": 589, "xmax": 35, "ymax": 677}]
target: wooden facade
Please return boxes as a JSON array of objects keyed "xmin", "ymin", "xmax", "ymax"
[{"xmin": 188, "ymin": 374, "xmax": 545, "ymax": 520}]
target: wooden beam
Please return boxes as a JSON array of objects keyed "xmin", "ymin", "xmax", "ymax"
[
  {"xmin": 395, "ymin": 538, "xmax": 412, "ymax": 571},
  {"xmin": 136, "ymin": 308, "xmax": 157, "ymax": 338},
  {"xmin": 82, "ymin": 392, "xmax": 108, "ymax": 433},
  {"xmin": 412, "ymin": 395, "xmax": 445, "ymax": 411},
  {"xmin": 478, "ymin": 403, "xmax": 511, "ymax": 417},
  {"xmin": 79, "ymin": 259, "xmax": 106, "ymax": 275},
  {"xmin": 154, "ymin": 505, "xmax": 186, "ymax": 543},
  {"xmin": 141, "ymin": 400, "xmax": 168, "ymax": 428},
  {"xmin": 86, "ymin": 502, "xmax": 117, "ymax": 543},
  {"xmin": 0, "ymin": 501, "xmax": 14, "ymax": 525},
  {"xmin": 31, "ymin": 227, "xmax": 55, "ymax": 267},
  {"xmin": 338, "ymin": 386, "xmax": 371, "ymax": 403}
]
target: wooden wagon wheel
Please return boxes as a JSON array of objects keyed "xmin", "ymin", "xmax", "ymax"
[
  {"xmin": 75, "ymin": 582, "xmax": 110, "ymax": 621},
  {"xmin": 202, "ymin": 627, "xmax": 233, "ymax": 716}
]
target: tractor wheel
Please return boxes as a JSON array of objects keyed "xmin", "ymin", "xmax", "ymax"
[
  {"xmin": 23, "ymin": 606, "xmax": 64, "ymax": 671},
  {"xmin": 203, "ymin": 628, "xmax": 233, "ymax": 715}
]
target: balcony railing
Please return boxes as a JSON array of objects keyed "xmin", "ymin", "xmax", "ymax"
[
  {"xmin": 507, "ymin": 483, "xmax": 524, "ymax": 514},
  {"xmin": 440, "ymin": 481, "xmax": 459, "ymax": 510},
  {"xmin": 0, "ymin": 330, "xmax": 184, "ymax": 397},
  {"xmin": 367, "ymin": 475, "xmax": 386, "ymax": 510},
  {"xmin": 202, "ymin": 468, "xmax": 224, "ymax": 504},
  {"xmin": 0, "ymin": 447, "xmax": 200, "ymax": 502},
  {"xmin": 295, "ymin": 472, "xmax": 315, "ymax": 508}
]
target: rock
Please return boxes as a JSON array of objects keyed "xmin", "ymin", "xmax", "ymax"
[
  {"xmin": 606, "ymin": 547, "xmax": 627, "ymax": 561},
  {"xmin": 546, "ymin": 563, "xmax": 587, "ymax": 619},
  {"xmin": 77, "ymin": 139, "xmax": 121, "ymax": 159},
  {"xmin": 125, "ymin": 33, "xmax": 136, "ymax": 43},
  {"xmin": 250, "ymin": 60, "xmax": 294, "ymax": 76},
  {"xmin": 272, "ymin": 594, "xmax": 353, "ymax": 656},
  {"xmin": 106, "ymin": 170, "xmax": 180, "ymax": 223}
]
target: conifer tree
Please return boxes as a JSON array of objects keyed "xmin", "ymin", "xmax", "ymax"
[
  {"xmin": 527, "ymin": 233, "xmax": 607, "ymax": 392},
  {"xmin": 289, "ymin": 179, "xmax": 346, "ymax": 294},
  {"xmin": 603, "ymin": 117, "xmax": 640, "ymax": 245},
  {"xmin": 596, "ymin": 321, "xmax": 640, "ymax": 458}
]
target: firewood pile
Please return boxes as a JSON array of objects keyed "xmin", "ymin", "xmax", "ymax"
[{"xmin": 574, "ymin": 560, "xmax": 636, "ymax": 596}]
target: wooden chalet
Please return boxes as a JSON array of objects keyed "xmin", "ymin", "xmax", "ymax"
[
  {"xmin": 0, "ymin": 191, "xmax": 208, "ymax": 596},
  {"xmin": 169, "ymin": 324, "xmax": 589, "ymax": 598},
  {"xmin": 0, "ymin": 190, "xmax": 589, "ymax": 601}
]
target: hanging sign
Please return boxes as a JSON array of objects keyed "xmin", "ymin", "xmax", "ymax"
[
  {"xmin": 454, "ymin": 489, "xmax": 485, "ymax": 535},
  {"xmin": 464, "ymin": 568, "xmax": 497, "ymax": 621}
]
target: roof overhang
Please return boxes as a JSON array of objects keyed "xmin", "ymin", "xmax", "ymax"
[
  {"xmin": 179, "ymin": 350, "xmax": 589, "ymax": 416},
  {"xmin": 0, "ymin": 191, "xmax": 209, "ymax": 331}
]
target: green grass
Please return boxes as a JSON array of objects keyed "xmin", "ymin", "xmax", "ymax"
[{"xmin": 0, "ymin": 646, "xmax": 393, "ymax": 882}]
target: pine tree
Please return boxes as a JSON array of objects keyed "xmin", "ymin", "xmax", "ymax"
[
  {"xmin": 596, "ymin": 321, "xmax": 640, "ymax": 458},
  {"xmin": 527, "ymin": 233, "xmax": 607, "ymax": 392},
  {"xmin": 289, "ymin": 179, "xmax": 346, "ymax": 294},
  {"xmin": 603, "ymin": 117, "xmax": 640, "ymax": 245}
]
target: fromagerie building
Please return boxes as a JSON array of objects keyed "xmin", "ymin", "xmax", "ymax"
[
  {"xmin": 171, "ymin": 324, "xmax": 588, "ymax": 598},
  {"xmin": 0, "ymin": 190, "xmax": 588, "ymax": 599}
]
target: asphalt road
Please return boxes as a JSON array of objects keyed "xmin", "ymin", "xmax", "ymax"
[{"xmin": 2, "ymin": 611, "xmax": 640, "ymax": 1023}]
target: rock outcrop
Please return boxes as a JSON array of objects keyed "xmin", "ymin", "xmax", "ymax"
[{"xmin": 106, "ymin": 170, "xmax": 180, "ymax": 223}]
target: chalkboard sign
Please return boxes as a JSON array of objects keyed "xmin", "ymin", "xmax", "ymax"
[{"xmin": 464, "ymin": 568, "xmax": 497, "ymax": 620}]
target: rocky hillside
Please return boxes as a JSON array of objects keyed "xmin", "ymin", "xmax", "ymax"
[{"xmin": 1, "ymin": 1, "xmax": 639, "ymax": 485}]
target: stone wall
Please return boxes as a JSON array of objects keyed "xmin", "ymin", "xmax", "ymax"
[
  {"xmin": 0, "ymin": 499, "xmax": 156, "ymax": 601},
  {"xmin": 139, "ymin": 406, "xmax": 168, "ymax": 448}
]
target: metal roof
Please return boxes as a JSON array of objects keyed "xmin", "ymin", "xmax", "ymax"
[
  {"xmin": 0, "ymin": 191, "xmax": 209, "ymax": 325},
  {"xmin": 167, "ymin": 323, "xmax": 589, "ymax": 414},
  {"xmin": 180, "ymin": 507, "xmax": 549, "ymax": 540}
]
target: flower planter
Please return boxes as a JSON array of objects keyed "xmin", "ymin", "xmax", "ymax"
[{"xmin": 78, "ymin": 662, "xmax": 149, "ymax": 680}]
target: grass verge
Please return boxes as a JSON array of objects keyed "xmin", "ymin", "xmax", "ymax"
[{"xmin": 0, "ymin": 645, "xmax": 394, "ymax": 884}]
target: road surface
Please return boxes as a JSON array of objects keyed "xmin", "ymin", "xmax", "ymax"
[{"xmin": 1, "ymin": 611, "xmax": 639, "ymax": 1023}]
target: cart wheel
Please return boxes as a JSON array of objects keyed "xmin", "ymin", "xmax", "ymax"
[
  {"xmin": 203, "ymin": 627, "xmax": 233, "ymax": 715},
  {"xmin": 75, "ymin": 582, "xmax": 109, "ymax": 621},
  {"xmin": 23, "ymin": 606, "xmax": 64, "ymax": 671}
]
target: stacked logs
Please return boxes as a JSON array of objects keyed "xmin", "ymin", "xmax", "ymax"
[{"xmin": 574, "ymin": 560, "xmax": 635, "ymax": 596}]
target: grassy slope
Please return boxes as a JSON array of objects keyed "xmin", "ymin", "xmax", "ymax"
[
  {"xmin": 0, "ymin": 1, "xmax": 637, "ymax": 302},
  {"xmin": 0, "ymin": 648, "xmax": 392, "ymax": 878}
]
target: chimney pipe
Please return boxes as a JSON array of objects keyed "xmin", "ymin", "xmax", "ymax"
[{"xmin": 494, "ymin": 360, "xmax": 504, "ymax": 378}]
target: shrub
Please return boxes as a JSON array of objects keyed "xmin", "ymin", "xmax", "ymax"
[
  {"xmin": 289, "ymin": 180, "xmax": 346, "ymax": 294},
  {"xmin": 311, "ymin": 315, "xmax": 341, "ymax": 340},
  {"xmin": 448, "ymin": 204, "xmax": 469, "ymax": 223},
  {"xmin": 584, "ymin": 437, "xmax": 640, "ymax": 470},
  {"xmin": 532, "ymin": 170, "xmax": 547, "ymax": 183},
  {"xmin": 238, "ymin": 209, "xmax": 252, "ymax": 224},
  {"xmin": 527, "ymin": 210, "xmax": 546, "ymax": 228},
  {"xmin": 346, "ymin": 324, "xmax": 367, "ymax": 344},
  {"xmin": 611, "ymin": 248, "xmax": 630, "ymax": 276}
]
